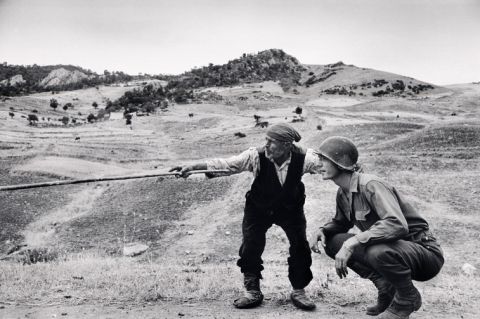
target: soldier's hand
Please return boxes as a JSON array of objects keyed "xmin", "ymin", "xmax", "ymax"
[
  {"xmin": 310, "ymin": 228, "xmax": 326, "ymax": 254},
  {"xmin": 334, "ymin": 237, "xmax": 359, "ymax": 279},
  {"xmin": 335, "ymin": 245, "xmax": 353, "ymax": 279}
]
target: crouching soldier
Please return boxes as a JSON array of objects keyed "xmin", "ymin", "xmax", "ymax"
[
  {"xmin": 170, "ymin": 123, "xmax": 321, "ymax": 310},
  {"xmin": 310, "ymin": 136, "xmax": 444, "ymax": 319}
]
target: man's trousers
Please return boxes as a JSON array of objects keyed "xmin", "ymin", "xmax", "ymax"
[
  {"xmin": 324, "ymin": 232, "xmax": 444, "ymax": 285},
  {"xmin": 237, "ymin": 205, "xmax": 313, "ymax": 289}
]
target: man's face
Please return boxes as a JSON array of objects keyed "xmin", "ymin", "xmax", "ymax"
[
  {"xmin": 319, "ymin": 156, "xmax": 341, "ymax": 180},
  {"xmin": 265, "ymin": 136, "xmax": 290, "ymax": 160}
]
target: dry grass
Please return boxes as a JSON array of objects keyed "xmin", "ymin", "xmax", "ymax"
[{"xmin": 0, "ymin": 250, "xmax": 477, "ymax": 318}]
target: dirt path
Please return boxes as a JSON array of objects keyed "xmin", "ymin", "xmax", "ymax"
[
  {"xmin": 0, "ymin": 300, "xmax": 472, "ymax": 319},
  {"xmin": 22, "ymin": 186, "xmax": 105, "ymax": 248}
]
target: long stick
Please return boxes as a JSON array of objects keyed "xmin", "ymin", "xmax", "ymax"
[{"xmin": 0, "ymin": 170, "xmax": 230, "ymax": 192}]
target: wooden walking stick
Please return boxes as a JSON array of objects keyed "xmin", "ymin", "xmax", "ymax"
[{"xmin": 0, "ymin": 170, "xmax": 230, "ymax": 191}]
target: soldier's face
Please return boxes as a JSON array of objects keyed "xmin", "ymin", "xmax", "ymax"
[
  {"xmin": 319, "ymin": 157, "xmax": 341, "ymax": 180},
  {"xmin": 265, "ymin": 136, "xmax": 290, "ymax": 159}
]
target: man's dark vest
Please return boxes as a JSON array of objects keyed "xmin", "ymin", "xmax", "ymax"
[{"xmin": 246, "ymin": 146, "xmax": 306, "ymax": 213}]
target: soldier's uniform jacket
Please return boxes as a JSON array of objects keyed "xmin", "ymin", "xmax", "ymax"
[{"xmin": 322, "ymin": 172, "xmax": 433, "ymax": 246}]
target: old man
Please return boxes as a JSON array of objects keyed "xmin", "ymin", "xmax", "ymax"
[{"xmin": 171, "ymin": 123, "xmax": 321, "ymax": 310}]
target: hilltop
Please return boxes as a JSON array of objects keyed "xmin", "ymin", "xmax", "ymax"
[{"xmin": 106, "ymin": 49, "xmax": 444, "ymax": 114}]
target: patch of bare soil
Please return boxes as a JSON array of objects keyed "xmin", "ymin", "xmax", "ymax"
[{"xmin": 52, "ymin": 176, "xmax": 235, "ymax": 254}]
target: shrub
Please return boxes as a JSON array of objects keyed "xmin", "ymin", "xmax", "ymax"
[
  {"xmin": 50, "ymin": 98, "xmax": 58, "ymax": 110},
  {"xmin": 87, "ymin": 113, "xmax": 96, "ymax": 123},
  {"xmin": 20, "ymin": 248, "xmax": 58, "ymax": 264},
  {"xmin": 125, "ymin": 113, "xmax": 133, "ymax": 125},
  {"xmin": 27, "ymin": 114, "xmax": 39, "ymax": 125}
]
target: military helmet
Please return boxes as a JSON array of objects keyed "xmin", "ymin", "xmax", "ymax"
[{"xmin": 315, "ymin": 136, "xmax": 358, "ymax": 171}]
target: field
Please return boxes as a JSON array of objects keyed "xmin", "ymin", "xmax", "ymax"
[{"xmin": 0, "ymin": 80, "xmax": 479, "ymax": 318}]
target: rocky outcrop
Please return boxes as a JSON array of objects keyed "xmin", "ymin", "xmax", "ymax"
[
  {"xmin": 0, "ymin": 74, "xmax": 26, "ymax": 86},
  {"xmin": 39, "ymin": 68, "xmax": 91, "ymax": 87}
]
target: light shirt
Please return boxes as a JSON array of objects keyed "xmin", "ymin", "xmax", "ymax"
[{"xmin": 205, "ymin": 147, "xmax": 322, "ymax": 185}]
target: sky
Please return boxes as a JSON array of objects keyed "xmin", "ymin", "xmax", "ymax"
[{"xmin": 0, "ymin": 0, "xmax": 479, "ymax": 85}]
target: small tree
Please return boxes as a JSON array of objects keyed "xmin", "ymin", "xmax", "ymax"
[
  {"xmin": 253, "ymin": 114, "xmax": 261, "ymax": 123},
  {"xmin": 294, "ymin": 106, "xmax": 303, "ymax": 116},
  {"xmin": 63, "ymin": 104, "xmax": 69, "ymax": 111},
  {"xmin": 50, "ymin": 98, "xmax": 58, "ymax": 110},
  {"xmin": 92, "ymin": 101, "xmax": 98, "ymax": 109},
  {"xmin": 87, "ymin": 113, "xmax": 96, "ymax": 123},
  {"xmin": 125, "ymin": 113, "xmax": 133, "ymax": 125},
  {"xmin": 9, "ymin": 112, "xmax": 14, "ymax": 119},
  {"xmin": 28, "ymin": 114, "xmax": 39, "ymax": 125},
  {"xmin": 61, "ymin": 116, "xmax": 69, "ymax": 125}
]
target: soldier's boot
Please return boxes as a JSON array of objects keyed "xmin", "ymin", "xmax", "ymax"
[
  {"xmin": 290, "ymin": 288, "xmax": 316, "ymax": 310},
  {"xmin": 233, "ymin": 273, "xmax": 264, "ymax": 309},
  {"xmin": 366, "ymin": 274, "xmax": 396, "ymax": 316},
  {"xmin": 377, "ymin": 282, "xmax": 422, "ymax": 319}
]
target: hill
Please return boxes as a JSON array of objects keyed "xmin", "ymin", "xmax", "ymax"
[
  {"xmin": 109, "ymin": 49, "xmax": 444, "ymax": 115},
  {"xmin": 0, "ymin": 62, "xmax": 133, "ymax": 96}
]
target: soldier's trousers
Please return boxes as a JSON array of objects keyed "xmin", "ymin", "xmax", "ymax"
[
  {"xmin": 237, "ymin": 205, "xmax": 313, "ymax": 289},
  {"xmin": 324, "ymin": 232, "xmax": 444, "ymax": 285}
]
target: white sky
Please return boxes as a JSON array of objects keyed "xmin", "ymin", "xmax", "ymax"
[{"xmin": 0, "ymin": 0, "xmax": 479, "ymax": 85}]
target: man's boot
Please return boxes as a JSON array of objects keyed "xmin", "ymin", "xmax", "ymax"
[
  {"xmin": 233, "ymin": 273, "xmax": 264, "ymax": 309},
  {"xmin": 377, "ymin": 282, "xmax": 422, "ymax": 319},
  {"xmin": 366, "ymin": 273, "xmax": 395, "ymax": 316},
  {"xmin": 290, "ymin": 288, "xmax": 316, "ymax": 310}
]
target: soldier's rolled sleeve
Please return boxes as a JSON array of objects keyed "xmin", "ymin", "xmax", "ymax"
[{"xmin": 355, "ymin": 181, "xmax": 409, "ymax": 245}]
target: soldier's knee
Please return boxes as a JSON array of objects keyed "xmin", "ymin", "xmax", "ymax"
[
  {"xmin": 364, "ymin": 244, "xmax": 395, "ymax": 267},
  {"xmin": 323, "ymin": 233, "xmax": 351, "ymax": 259}
]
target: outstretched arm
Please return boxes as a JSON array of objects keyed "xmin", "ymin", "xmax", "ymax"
[
  {"xmin": 171, "ymin": 147, "xmax": 260, "ymax": 179},
  {"xmin": 169, "ymin": 163, "xmax": 207, "ymax": 178}
]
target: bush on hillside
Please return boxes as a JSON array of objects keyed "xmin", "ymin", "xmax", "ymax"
[
  {"xmin": 27, "ymin": 114, "xmax": 38, "ymax": 125},
  {"xmin": 50, "ymin": 98, "xmax": 58, "ymax": 110}
]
